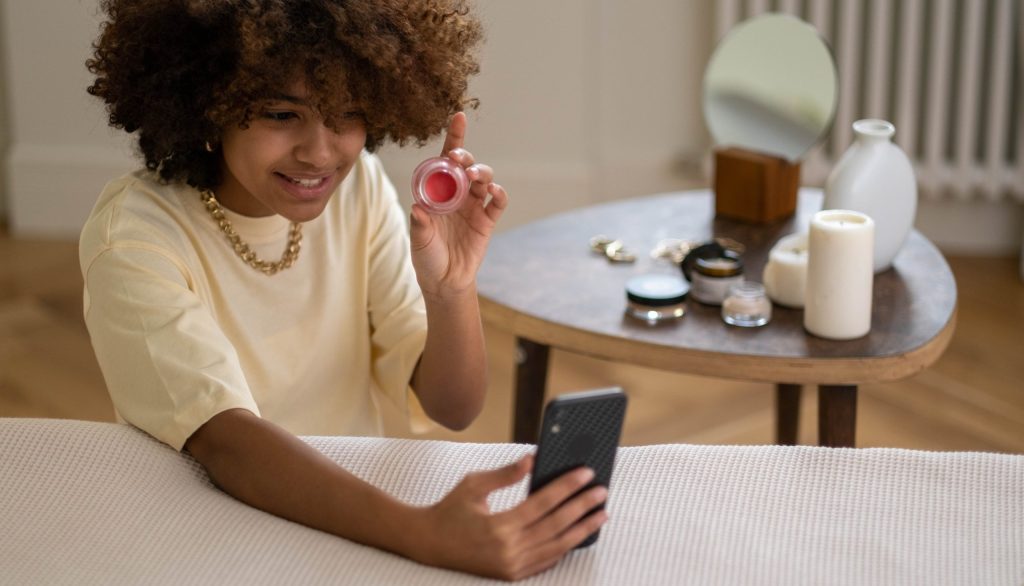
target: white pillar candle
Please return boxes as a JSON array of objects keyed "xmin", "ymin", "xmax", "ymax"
[
  {"xmin": 762, "ymin": 232, "xmax": 808, "ymax": 308},
  {"xmin": 804, "ymin": 210, "xmax": 875, "ymax": 340}
]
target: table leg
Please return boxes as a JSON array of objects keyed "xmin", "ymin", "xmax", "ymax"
[
  {"xmin": 818, "ymin": 385, "xmax": 858, "ymax": 447},
  {"xmin": 513, "ymin": 337, "xmax": 550, "ymax": 444},
  {"xmin": 775, "ymin": 383, "xmax": 802, "ymax": 445}
]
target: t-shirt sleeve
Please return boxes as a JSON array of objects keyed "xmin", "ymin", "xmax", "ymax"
[
  {"xmin": 362, "ymin": 157, "xmax": 428, "ymax": 416},
  {"xmin": 82, "ymin": 245, "xmax": 260, "ymax": 451}
]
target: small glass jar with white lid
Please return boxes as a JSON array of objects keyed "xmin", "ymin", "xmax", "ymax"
[{"xmin": 721, "ymin": 281, "xmax": 772, "ymax": 327}]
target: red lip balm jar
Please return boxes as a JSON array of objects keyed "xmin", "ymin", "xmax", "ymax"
[{"xmin": 411, "ymin": 157, "xmax": 469, "ymax": 214}]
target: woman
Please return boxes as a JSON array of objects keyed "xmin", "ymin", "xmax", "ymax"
[{"xmin": 82, "ymin": 0, "xmax": 607, "ymax": 580}]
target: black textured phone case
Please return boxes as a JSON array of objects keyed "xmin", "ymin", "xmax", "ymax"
[{"xmin": 529, "ymin": 388, "xmax": 627, "ymax": 548}]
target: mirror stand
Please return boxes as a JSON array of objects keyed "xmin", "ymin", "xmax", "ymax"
[{"xmin": 713, "ymin": 147, "xmax": 799, "ymax": 224}]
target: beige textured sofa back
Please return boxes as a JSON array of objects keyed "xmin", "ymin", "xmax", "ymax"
[{"xmin": 2, "ymin": 419, "xmax": 1022, "ymax": 584}]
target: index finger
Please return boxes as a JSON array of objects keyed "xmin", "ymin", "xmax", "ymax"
[
  {"xmin": 504, "ymin": 466, "xmax": 595, "ymax": 527},
  {"xmin": 440, "ymin": 111, "xmax": 467, "ymax": 156},
  {"xmin": 455, "ymin": 454, "xmax": 533, "ymax": 500}
]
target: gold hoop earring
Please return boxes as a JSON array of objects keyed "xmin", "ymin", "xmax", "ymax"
[{"xmin": 204, "ymin": 141, "xmax": 215, "ymax": 153}]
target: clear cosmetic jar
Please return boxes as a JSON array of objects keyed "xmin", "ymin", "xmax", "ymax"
[
  {"xmin": 689, "ymin": 252, "xmax": 744, "ymax": 305},
  {"xmin": 625, "ymin": 274, "xmax": 689, "ymax": 324},
  {"xmin": 411, "ymin": 157, "xmax": 469, "ymax": 214},
  {"xmin": 722, "ymin": 281, "xmax": 772, "ymax": 327}
]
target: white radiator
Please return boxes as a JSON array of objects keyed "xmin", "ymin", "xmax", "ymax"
[{"xmin": 715, "ymin": 0, "xmax": 1023, "ymax": 203}]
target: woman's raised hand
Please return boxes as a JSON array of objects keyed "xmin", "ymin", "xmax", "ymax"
[{"xmin": 408, "ymin": 112, "xmax": 509, "ymax": 301}]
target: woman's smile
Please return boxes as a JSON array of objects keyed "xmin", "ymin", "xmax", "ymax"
[{"xmin": 274, "ymin": 170, "xmax": 339, "ymax": 201}]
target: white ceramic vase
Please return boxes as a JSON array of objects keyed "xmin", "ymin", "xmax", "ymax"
[{"xmin": 823, "ymin": 119, "xmax": 917, "ymax": 272}]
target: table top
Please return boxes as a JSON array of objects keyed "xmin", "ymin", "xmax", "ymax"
[{"xmin": 477, "ymin": 189, "xmax": 957, "ymax": 385}]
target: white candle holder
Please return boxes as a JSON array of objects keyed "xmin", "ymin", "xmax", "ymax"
[
  {"xmin": 762, "ymin": 232, "xmax": 808, "ymax": 308},
  {"xmin": 804, "ymin": 209, "xmax": 875, "ymax": 340}
]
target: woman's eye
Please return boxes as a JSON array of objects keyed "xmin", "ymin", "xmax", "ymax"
[{"xmin": 263, "ymin": 111, "xmax": 297, "ymax": 122}]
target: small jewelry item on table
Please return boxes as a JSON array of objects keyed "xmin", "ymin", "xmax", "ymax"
[
  {"xmin": 650, "ymin": 239, "xmax": 698, "ymax": 264},
  {"xmin": 712, "ymin": 237, "xmax": 746, "ymax": 256},
  {"xmin": 722, "ymin": 281, "xmax": 772, "ymax": 327},
  {"xmin": 589, "ymin": 234, "xmax": 637, "ymax": 263},
  {"xmin": 624, "ymin": 274, "xmax": 689, "ymax": 325}
]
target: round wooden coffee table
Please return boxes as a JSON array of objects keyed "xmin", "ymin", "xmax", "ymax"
[{"xmin": 477, "ymin": 189, "xmax": 957, "ymax": 447}]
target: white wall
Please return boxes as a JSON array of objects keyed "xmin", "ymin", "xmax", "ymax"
[
  {"xmin": 0, "ymin": 0, "xmax": 9, "ymax": 221},
  {"xmin": 376, "ymin": 0, "xmax": 715, "ymax": 230},
  {"xmin": 0, "ymin": 0, "xmax": 1020, "ymax": 257},
  {"xmin": 1, "ymin": 0, "xmax": 136, "ymax": 237}
]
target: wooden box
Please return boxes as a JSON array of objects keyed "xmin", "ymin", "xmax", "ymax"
[{"xmin": 713, "ymin": 147, "xmax": 800, "ymax": 224}]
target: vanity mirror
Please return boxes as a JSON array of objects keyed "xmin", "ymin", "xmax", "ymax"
[{"xmin": 703, "ymin": 13, "xmax": 838, "ymax": 224}]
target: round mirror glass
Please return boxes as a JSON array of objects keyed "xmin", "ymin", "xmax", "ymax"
[{"xmin": 703, "ymin": 13, "xmax": 838, "ymax": 161}]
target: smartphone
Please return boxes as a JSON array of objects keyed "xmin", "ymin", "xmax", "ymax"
[{"xmin": 528, "ymin": 387, "xmax": 628, "ymax": 548}]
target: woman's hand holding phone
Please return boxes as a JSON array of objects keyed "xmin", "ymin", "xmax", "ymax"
[
  {"xmin": 529, "ymin": 388, "xmax": 627, "ymax": 548},
  {"xmin": 405, "ymin": 454, "xmax": 608, "ymax": 581}
]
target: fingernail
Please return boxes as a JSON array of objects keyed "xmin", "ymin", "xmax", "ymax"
[
  {"xmin": 579, "ymin": 468, "xmax": 595, "ymax": 482},
  {"xmin": 449, "ymin": 148, "xmax": 466, "ymax": 160},
  {"xmin": 466, "ymin": 165, "xmax": 480, "ymax": 180}
]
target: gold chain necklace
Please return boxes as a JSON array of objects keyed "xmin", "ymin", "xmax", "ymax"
[{"xmin": 200, "ymin": 189, "xmax": 303, "ymax": 276}]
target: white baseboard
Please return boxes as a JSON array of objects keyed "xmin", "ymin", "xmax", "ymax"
[
  {"xmin": 6, "ymin": 143, "xmax": 1023, "ymax": 264},
  {"xmin": 915, "ymin": 199, "xmax": 1023, "ymax": 257},
  {"xmin": 6, "ymin": 143, "xmax": 137, "ymax": 238}
]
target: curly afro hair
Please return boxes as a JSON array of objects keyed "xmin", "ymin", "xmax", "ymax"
[{"xmin": 86, "ymin": 0, "xmax": 484, "ymax": 190}]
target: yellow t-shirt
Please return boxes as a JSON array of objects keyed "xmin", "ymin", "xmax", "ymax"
[{"xmin": 79, "ymin": 152, "xmax": 427, "ymax": 451}]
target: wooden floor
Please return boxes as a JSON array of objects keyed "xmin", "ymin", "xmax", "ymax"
[{"xmin": 2, "ymin": 231, "xmax": 1022, "ymax": 453}]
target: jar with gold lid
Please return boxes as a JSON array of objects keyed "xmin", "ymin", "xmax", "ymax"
[{"xmin": 689, "ymin": 252, "xmax": 744, "ymax": 305}]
